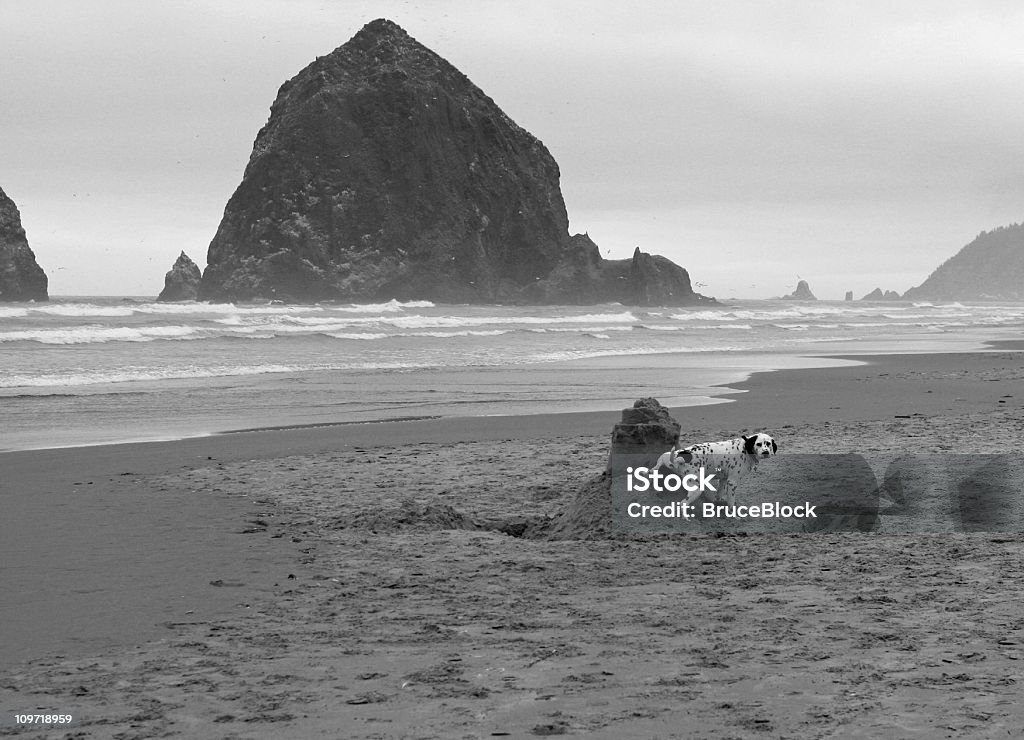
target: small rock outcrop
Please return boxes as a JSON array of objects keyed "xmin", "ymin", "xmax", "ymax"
[
  {"xmin": 157, "ymin": 252, "xmax": 202, "ymax": 301},
  {"xmin": 904, "ymin": 223, "xmax": 1024, "ymax": 301},
  {"xmin": 0, "ymin": 186, "xmax": 48, "ymax": 301},
  {"xmin": 860, "ymin": 288, "xmax": 902, "ymax": 301},
  {"xmin": 782, "ymin": 279, "xmax": 816, "ymax": 300},
  {"xmin": 624, "ymin": 248, "xmax": 705, "ymax": 306},
  {"xmin": 844, "ymin": 290, "xmax": 854, "ymax": 301},
  {"xmin": 199, "ymin": 19, "xmax": 713, "ymax": 306}
]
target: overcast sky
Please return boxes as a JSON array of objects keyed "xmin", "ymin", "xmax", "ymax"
[{"xmin": 3, "ymin": 0, "xmax": 1023, "ymax": 299}]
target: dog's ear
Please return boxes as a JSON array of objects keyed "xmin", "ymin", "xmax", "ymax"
[
  {"xmin": 680, "ymin": 450, "xmax": 694, "ymax": 464},
  {"xmin": 742, "ymin": 434, "xmax": 757, "ymax": 454},
  {"xmin": 771, "ymin": 439, "xmax": 778, "ymax": 454}
]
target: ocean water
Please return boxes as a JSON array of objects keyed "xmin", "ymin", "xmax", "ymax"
[{"xmin": 2, "ymin": 297, "xmax": 1023, "ymax": 451}]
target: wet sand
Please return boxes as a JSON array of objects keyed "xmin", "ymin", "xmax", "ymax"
[{"xmin": 2, "ymin": 345, "xmax": 1023, "ymax": 737}]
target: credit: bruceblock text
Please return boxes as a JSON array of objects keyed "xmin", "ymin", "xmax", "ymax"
[{"xmin": 627, "ymin": 501, "xmax": 817, "ymax": 519}]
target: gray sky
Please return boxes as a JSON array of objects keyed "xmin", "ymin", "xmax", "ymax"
[{"xmin": 3, "ymin": 0, "xmax": 1023, "ymax": 299}]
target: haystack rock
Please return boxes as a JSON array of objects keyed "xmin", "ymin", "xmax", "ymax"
[
  {"xmin": 0, "ymin": 186, "xmax": 48, "ymax": 301},
  {"xmin": 904, "ymin": 223, "xmax": 1024, "ymax": 301},
  {"xmin": 844, "ymin": 290, "xmax": 853, "ymax": 301},
  {"xmin": 157, "ymin": 251, "xmax": 202, "ymax": 301},
  {"xmin": 199, "ymin": 19, "xmax": 714, "ymax": 306},
  {"xmin": 782, "ymin": 279, "xmax": 816, "ymax": 300}
]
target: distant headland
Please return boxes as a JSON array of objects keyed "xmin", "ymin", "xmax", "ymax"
[{"xmin": 903, "ymin": 223, "xmax": 1024, "ymax": 301}]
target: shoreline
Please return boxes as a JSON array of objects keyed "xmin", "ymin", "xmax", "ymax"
[
  {"xmin": 4, "ymin": 337, "xmax": 1022, "ymax": 455},
  {"xmin": 1, "ymin": 347, "xmax": 862, "ymax": 454},
  {"xmin": 4, "ymin": 339, "xmax": 1021, "ymax": 470}
]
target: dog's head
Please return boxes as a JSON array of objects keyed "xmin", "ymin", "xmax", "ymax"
[{"xmin": 743, "ymin": 432, "xmax": 778, "ymax": 458}]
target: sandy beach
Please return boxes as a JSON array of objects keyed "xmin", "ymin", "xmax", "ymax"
[{"xmin": 3, "ymin": 344, "xmax": 1024, "ymax": 738}]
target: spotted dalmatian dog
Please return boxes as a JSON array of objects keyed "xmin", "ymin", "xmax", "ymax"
[{"xmin": 654, "ymin": 433, "xmax": 778, "ymax": 506}]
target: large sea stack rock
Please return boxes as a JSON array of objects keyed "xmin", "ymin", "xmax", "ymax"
[
  {"xmin": 781, "ymin": 279, "xmax": 816, "ymax": 300},
  {"xmin": 199, "ymin": 19, "xmax": 713, "ymax": 306},
  {"xmin": 157, "ymin": 251, "xmax": 202, "ymax": 301},
  {"xmin": 0, "ymin": 186, "xmax": 48, "ymax": 302},
  {"xmin": 904, "ymin": 223, "xmax": 1024, "ymax": 301}
]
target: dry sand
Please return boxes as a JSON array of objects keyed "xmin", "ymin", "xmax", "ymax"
[{"xmin": 2, "ymin": 346, "xmax": 1024, "ymax": 738}]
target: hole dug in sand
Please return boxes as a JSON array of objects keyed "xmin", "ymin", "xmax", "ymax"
[{"xmin": 326, "ymin": 496, "xmax": 549, "ymax": 539}]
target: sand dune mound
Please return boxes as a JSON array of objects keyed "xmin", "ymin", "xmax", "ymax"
[
  {"xmin": 331, "ymin": 497, "xmax": 551, "ymax": 537},
  {"xmin": 541, "ymin": 471, "xmax": 615, "ymax": 540}
]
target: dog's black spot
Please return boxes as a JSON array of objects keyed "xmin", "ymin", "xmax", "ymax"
[{"xmin": 680, "ymin": 451, "xmax": 694, "ymax": 464}]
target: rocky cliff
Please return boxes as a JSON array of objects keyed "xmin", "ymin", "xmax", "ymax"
[
  {"xmin": 0, "ymin": 186, "xmax": 48, "ymax": 301},
  {"xmin": 904, "ymin": 223, "xmax": 1024, "ymax": 301},
  {"xmin": 199, "ymin": 19, "xmax": 712, "ymax": 306},
  {"xmin": 157, "ymin": 251, "xmax": 202, "ymax": 301}
]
